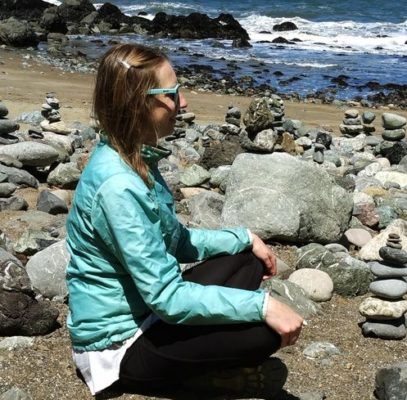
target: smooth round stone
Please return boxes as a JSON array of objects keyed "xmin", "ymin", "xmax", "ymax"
[
  {"xmin": 382, "ymin": 128, "xmax": 406, "ymax": 142},
  {"xmin": 344, "ymin": 228, "xmax": 372, "ymax": 247},
  {"xmin": 362, "ymin": 317, "xmax": 406, "ymax": 339},
  {"xmin": 288, "ymin": 268, "xmax": 333, "ymax": 302},
  {"xmin": 325, "ymin": 243, "xmax": 348, "ymax": 253},
  {"xmin": 379, "ymin": 246, "xmax": 407, "ymax": 265},
  {"xmin": 389, "ymin": 233, "xmax": 400, "ymax": 240},
  {"xmin": 0, "ymin": 101, "xmax": 8, "ymax": 118},
  {"xmin": 362, "ymin": 111, "xmax": 376, "ymax": 124},
  {"xmin": 382, "ymin": 113, "xmax": 407, "ymax": 130},
  {"xmin": 369, "ymin": 279, "xmax": 407, "ymax": 299},
  {"xmin": 387, "ymin": 242, "xmax": 402, "ymax": 249},
  {"xmin": 344, "ymin": 109, "xmax": 359, "ymax": 119},
  {"xmin": 369, "ymin": 262, "xmax": 407, "ymax": 278},
  {"xmin": 0, "ymin": 182, "xmax": 17, "ymax": 197},
  {"xmin": 0, "ymin": 119, "xmax": 19, "ymax": 135},
  {"xmin": 359, "ymin": 297, "xmax": 407, "ymax": 320}
]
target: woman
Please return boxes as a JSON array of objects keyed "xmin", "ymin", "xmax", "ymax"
[{"xmin": 66, "ymin": 43, "xmax": 303, "ymax": 398}]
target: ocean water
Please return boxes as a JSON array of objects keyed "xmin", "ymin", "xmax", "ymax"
[{"xmin": 45, "ymin": 0, "xmax": 407, "ymax": 99}]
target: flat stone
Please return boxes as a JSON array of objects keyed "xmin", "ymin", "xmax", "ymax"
[
  {"xmin": 344, "ymin": 228, "xmax": 372, "ymax": 247},
  {"xmin": 387, "ymin": 242, "xmax": 402, "ymax": 249},
  {"xmin": 0, "ymin": 142, "xmax": 59, "ymax": 167},
  {"xmin": 0, "ymin": 119, "xmax": 19, "ymax": 135},
  {"xmin": 369, "ymin": 262, "xmax": 407, "ymax": 278},
  {"xmin": 288, "ymin": 269, "xmax": 333, "ymax": 302},
  {"xmin": 362, "ymin": 317, "xmax": 406, "ymax": 340},
  {"xmin": 40, "ymin": 120, "xmax": 72, "ymax": 135},
  {"xmin": 0, "ymin": 336, "xmax": 34, "ymax": 350},
  {"xmin": 359, "ymin": 297, "xmax": 407, "ymax": 320},
  {"xmin": 0, "ymin": 164, "xmax": 38, "ymax": 188},
  {"xmin": 389, "ymin": 233, "xmax": 401, "ymax": 240},
  {"xmin": 382, "ymin": 128, "xmax": 406, "ymax": 141},
  {"xmin": 303, "ymin": 342, "xmax": 341, "ymax": 359},
  {"xmin": 379, "ymin": 246, "xmax": 407, "ymax": 265},
  {"xmin": 369, "ymin": 279, "xmax": 407, "ymax": 299},
  {"xmin": 344, "ymin": 109, "xmax": 359, "ymax": 119}
]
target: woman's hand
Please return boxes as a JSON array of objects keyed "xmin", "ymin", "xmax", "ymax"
[
  {"xmin": 251, "ymin": 232, "xmax": 277, "ymax": 280},
  {"xmin": 266, "ymin": 296, "xmax": 304, "ymax": 348}
]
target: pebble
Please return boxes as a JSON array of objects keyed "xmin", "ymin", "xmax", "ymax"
[
  {"xmin": 303, "ymin": 342, "xmax": 341, "ymax": 359},
  {"xmin": 379, "ymin": 246, "xmax": 407, "ymax": 265},
  {"xmin": 344, "ymin": 228, "xmax": 372, "ymax": 247},
  {"xmin": 369, "ymin": 261, "xmax": 407, "ymax": 278},
  {"xmin": 0, "ymin": 336, "xmax": 34, "ymax": 350},
  {"xmin": 359, "ymin": 297, "xmax": 407, "ymax": 320},
  {"xmin": 362, "ymin": 317, "xmax": 406, "ymax": 340},
  {"xmin": 369, "ymin": 279, "xmax": 407, "ymax": 299},
  {"xmin": 386, "ymin": 241, "xmax": 402, "ymax": 249}
]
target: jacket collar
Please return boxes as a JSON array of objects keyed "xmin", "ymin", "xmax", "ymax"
[{"xmin": 141, "ymin": 144, "xmax": 172, "ymax": 167}]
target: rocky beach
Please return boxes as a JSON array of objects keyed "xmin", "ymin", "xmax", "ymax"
[{"xmin": 2, "ymin": 1, "xmax": 407, "ymax": 400}]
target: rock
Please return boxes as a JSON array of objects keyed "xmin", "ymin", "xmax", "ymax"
[
  {"xmin": 273, "ymin": 21, "xmax": 298, "ymax": 31},
  {"xmin": 299, "ymin": 392, "xmax": 326, "ymax": 400},
  {"xmin": 325, "ymin": 243, "xmax": 348, "ymax": 253},
  {"xmin": 382, "ymin": 129, "xmax": 406, "ymax": 141},
  {"xmin": 16, "ymin": 111, "xmax": 44, "ymax": 126},
  {"xmin": 344, "ymin": 228, "xmax": 372, "ymax": 247},
  {"xmin": 353, "ymin": 202, "xmax": 379, "ymax": 228},
  {"xmin": 0, "ymin": 101, "xmax": 8, "ymax": 118},
  {"xmin": 376, "ymin": 171, "xmax": 407, "ymax": 187},
  {"xmin": 252, "ymin": 129, "xmax": 278, "ymax": 152},
  {"xmin": 177, "ymin": 112, "xmax": 195, "ymax": 124},
  {"xmin": 288, "ymin": 269, "xmax": 333, "ymax": 302},
  {"xmin": 332, "ymin": 134, "xmax": 366, "ymax": 152},
  {"xmin": 369, "ymin": 261, "xmax": 407, "ymax": 278},
  {"xmin": 0, "ymin": 388, "xmax": 33, "ymax": 400},
  {"xmin": 0, "ymin": 196, "xmax": 28, "ymax": 212},
  {"xmin": 58, "ymin": 0, "xmax": 96, "ymax": 24},
  {"xmin": 221, "ymin": 153, "xmax": 352, "ymax": 243},
  {"xmin": 36, "ymin": 190, "xmax": 68, "ymax": 215},
  {"xmin": 14, "ymin": 228, "xmax": 59, "ymax": 256},
  {"xmin": 362, "ymin": 111, "xmax": 376, "ymax": 124},
  {"xmin": 303, "ymin": 342, "xmax": 341, "ymax": 359},
  {"xmin": 47, "ymin": 162, "xmax": 81, "ymax": 189},
  {"xmin": 0, "ymin": 120, "xmax": 19, "ymax": 135},
  {"xmin": 209, "ymin": 165, "xmax": 231, "ymax": 189},
  {"xmin": 0, "ymin": 336, "xmax": 34, "ymax": 350},
  {"xmin": 187, "ymin": 191, "xmax": 224, "ymax": 229},
  {"xmin": 0, "ymin": 249, "xmax": 32, "ymax": 294},
  {"xmin": 379, "ymin": 246, "xmax": 407, "ymax": 265},
  {"xmin": 370, "ymin": 279, "xmax": 407, "ymax": 299},
  {"xmin": 0, "ymin": 182, "xmax": 17, "ymax": 197},
  {"xmin": 360, "ymin": 219, "xmax": 407, "ymax": 261},
  {"xmin": 362, "ymin": 318, "xmax": 406, "ymax": 340},
  {"xmin": 380, "ymin": 141, "xmax": 407, "ymax": 165},
  {"xmin": 261, "ymin": 278, "xmax": 320, "ymax": 318},
  {"xmin": 25, "ymin": 240, "xmax": 69, "ymax": 299},
  {"xmin": 0, "ymin": 164, "xmax": 38, "ymax": 188},
  {"xmin": 382, "ymin": 113, "xmax": 407, "ymax": 130},
  {"xmin": 344, "ymin": 109, "xmax": 359, "ymax": 119},
  {"xmin": 0, "ymin": 142, "xmax": 59, "ymax": 167},
  {"xmin": 375, "ymin": 361, "xmax": 407, "ymax": 400},
  {"xmin": 179, "ymin": 187, "xmax": 207, "ymax": 199},
  {"xmin": 243, "ymin": 97, "xmax": 277, "ymax": 135},
  {"xmin": 359, "ymin": 297, "xmax": 407, "ymax": 320},
  {"xmin": 296, "ymin": 244, "xmax": 372, "ymax": 296},
  {"xmin": 199, "ymin": 137, "xmax": 242, "ymax": 169},
  {"xmin": 179, "ymin": 164, "xmax": 211, "ymax": 187},
  {"xmin": 0, "ymin": 18, "xmax": 39, "ymax": 47},
  {"xmin": 0, "ymin": 154, "xmax": 23, "ymax": 168},
  {"xmin": 40, "ymin": 120, "xmax": 73, "ymax": 135}
]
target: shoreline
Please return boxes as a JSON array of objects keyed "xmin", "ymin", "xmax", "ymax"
[{"xmin": 1, "ymin": 47, "xmax": 407, "ymax": 137}]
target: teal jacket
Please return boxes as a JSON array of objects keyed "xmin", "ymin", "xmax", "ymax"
[{"xmin": 66, "ymin": 140, "xmax": 267, "ymax": 351}]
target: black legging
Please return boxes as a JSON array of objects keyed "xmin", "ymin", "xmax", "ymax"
[{"xmin": 117, "ymin": 252, "xmax": 281, "ymax": 396}]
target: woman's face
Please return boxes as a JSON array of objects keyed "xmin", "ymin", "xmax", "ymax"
[{"xmin": 150, "ymin": 60, "xmax": 187, "ymax": 142}]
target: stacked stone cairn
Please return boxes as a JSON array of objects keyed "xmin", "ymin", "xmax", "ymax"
[
  {"xmin": 0, "ymin": 100, "xmax": 19, "ymax": 145},
  {"xmin": 362, "ymin": 111, "xmax": 376, "ymax": 134},
  {"xmin": 339, "ymin": 108, "xmax": 364, "ymax": 137},
  {"xmin": 359, "ymin": 233, "xmax": 407, "ymax": 340},
  {"xmin": 382, "ymin": 113, "xmax": 406, "ymax": 142},
  {"xmin": 40, "ymin": 92, "xmax": 73, "ymax": 135}
]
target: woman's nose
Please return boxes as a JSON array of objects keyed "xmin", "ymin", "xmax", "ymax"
[{"xmin": 179, "ymin": 92, "xmax": 188, "ymax": 109}]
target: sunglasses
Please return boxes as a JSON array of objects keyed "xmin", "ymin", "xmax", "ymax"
[{"xmin": 147, "ymin": 83, "xmax": 180, "ymax": 105}]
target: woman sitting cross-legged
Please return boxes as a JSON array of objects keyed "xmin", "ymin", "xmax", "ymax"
[{"xmin": 66, "ymin": 43, "xmax": 303, "ymax": 399}]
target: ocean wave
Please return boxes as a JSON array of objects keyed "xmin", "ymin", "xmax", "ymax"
[
  {"xmin": 241, "ymin": 15, "xmax": 407, "ymax": 56},
  {"xmin": 42, "ymin": 0, "xmax": 61, "ymax": 5}
]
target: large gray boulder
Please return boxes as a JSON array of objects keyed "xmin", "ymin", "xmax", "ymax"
[
  {"xmin": 187, "ymin": 191, "xmax": 224, "ymax": 229},
  {"xmin": 26, "ymin": 240, "xmax": 70, "ymax": 299},
  {"xmin": 0, "ymin": 18, "xmax": 39, "ymax": 47},
  {"xmin": 375, "ymin": 361, "xmax": 407, "ymax": 400},
  {"xmin": 221, "ymin": 153, "xmax": 353, "ymax": 243},
  {"xmin": 0, "ymin": 142, "xmax": 59, "ymax": 167}
]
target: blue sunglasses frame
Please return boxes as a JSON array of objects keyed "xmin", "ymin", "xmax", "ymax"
[{"xmin": 147, "ymin": 84, "xmax": 180, "ymax": 104}]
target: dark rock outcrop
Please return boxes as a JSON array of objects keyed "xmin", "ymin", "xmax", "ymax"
[
  {"xmin": 0, "ymin": 18, "xmax": 39, "ymax": 47},
  {"xmin": 0, "ymin": 0, "xmax": 51, "ymax": 21},
  {"xmin": 149, "ymin": 12, "xmax": 250, "ymax": 41},
  {"xmin": 273, "ymin": 21, "xmax": 298, "ymax": 31}
]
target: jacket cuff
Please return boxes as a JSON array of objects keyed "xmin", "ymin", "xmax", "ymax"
[
  {"xmin": 247, "ymin": 229, "xmax": 254, "ymax": 246},
  {"xmin": 262, "ymin": 291, "xmax": 269, "ymax": 321}
]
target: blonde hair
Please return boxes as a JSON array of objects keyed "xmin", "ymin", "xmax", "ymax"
[{"xmin": 93, "ymin": 43, "xmax": 168, "ymax": 185}]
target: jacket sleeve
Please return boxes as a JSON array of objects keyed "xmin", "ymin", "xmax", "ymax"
[
  {"xmin": 175, "ymin": 224, "xmax": 252, "ymax": 263},
  {"xmin": 91, "ymin": 174, "xmax": 267, "ymax": 325}
]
